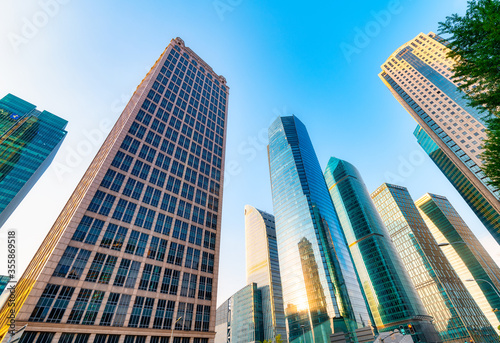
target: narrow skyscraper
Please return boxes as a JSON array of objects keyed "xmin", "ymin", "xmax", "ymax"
[
  {"xmin": 415, "ymin": 193, "xmax": 500, "ymax": 335},
  {"xmin": 371, "ymin": 184, "xmax": 498, "ymax": 343},
  {"xmin": 379, "ymin": 32, "xmax": 500, "ymax": 245},
  {"xmin": 0, "ymin": 37, "xmax": 228, "ymax": 343},
  {"xmin": 324, "ymin": 157, "xmax": 439, "ymax": 342},
  {"xmin": 244, "ymin": 205, "xmax": 286, "ymax": 341},
  {"xmin": 268, "ymin": 116, "xmax": 371, "ymax": 343},
  {"xmin": 0, "ymin": 94, "xmax": 67, "ymax": 228}
]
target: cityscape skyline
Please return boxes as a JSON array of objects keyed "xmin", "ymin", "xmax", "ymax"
[{"xmin": 1, "ymin": 1, "xmax": 499, "ymax": 321}]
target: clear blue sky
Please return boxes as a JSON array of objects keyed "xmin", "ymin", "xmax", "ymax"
[{"xmin": 1, "ymin": 0, "xmax": 498, "ymax": 307}]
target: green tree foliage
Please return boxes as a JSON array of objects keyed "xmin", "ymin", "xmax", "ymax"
[{"xmin": 439, "ymin": 0, "xmax": 500, "ymax": 189}]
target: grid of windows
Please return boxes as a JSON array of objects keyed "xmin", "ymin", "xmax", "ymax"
[{"xmin": 9, "ymin": 38, "xmax": 227, "ymax": 341}]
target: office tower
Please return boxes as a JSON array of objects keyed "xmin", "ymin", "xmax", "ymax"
[
  {"xmin": 244, "ymin": 205, "xmax": 287, "ymax": 341},
  {"xmin": 379, "ymin": 31, "xmax": 500, "ymax": 245},
  {"xmin": 0, "ymin": 94, "xmax": 67, "ymax": 228},
  {"xmin": 324, "ymin": 157, "xmax": 439, "ymax": 342},
  {"xmin": 0, "ymin": 37, "xmax": 229, "ymax": 343},
  {"xmin": 268, "ymin": 116, "xmax": 371, "ymax": 343},
  {"xmin": 416, "ymin": 193, "xmax": 500, "ymax": 334},
  {"xmin": 371, "ymin": 184, "xmax": 498, "ymax": 343},
  {"xmin": 0, "ymin": 277, "xmax": 8, "ymax": 296},
  {"xmin": 214, "ymin": 283, "xmax": 264, "ymax": 343}
]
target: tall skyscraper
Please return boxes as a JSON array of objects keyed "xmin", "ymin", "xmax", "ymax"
[
  {"xmin": 0, "ymin": 37, "xmax": 228, "ymax": 343},
  {"xmin": 379, "ymin": 31, "xmax": 500, "ymax": 245},
  {"xmin": 268, "ymin": 116, "xmax": 371, "ymax": 343},
  {"xmin": 415, "ymin": 193, "xmax": 500, "ymax": 334},
  {"xmin": 371, "ymin": 183, "xmax": 498, "ymax": 343},
  {"xmin": 214, "ymin": 283, "xmax": 264, "ymax": 343},
  {"xmin": 324, "ymin": 157, "xmax": 439, "ymax": 342},
  {"xmin": 244, "ymin": 205, "xmax": 286, "ymax": 341},
  {"xmin": 0, "ymin": 94, "xmax": 67, "ymax": 228}
]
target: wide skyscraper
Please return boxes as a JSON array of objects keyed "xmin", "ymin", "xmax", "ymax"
[
  {"xmin": 0, "ymin": 94, "xmax": 67, "ymax": 228},
  {"xmin": 324, "ymin": 158, "xmax": 439, "ymax": 342},
  {"xmin": 214, "ymin": 283, "xmax": 264, "ymax": 343},
  {"xmin": 415, "ymin": 193, "xmax": 500, "ymax": 335},
  {"xmin": 0, "ymin": 37, "xmax": 228, "ymax": 343},
  {"xmin": 379, "ymin": 31, "xmax": 500, "ymax": 245},
  {"xmin": 244, "ymin": 205, "xmax": 286, "ymax": 341},
  {"xmin": 371, "ymin": 184, "xmax": 498, "ymax": 343},
  {"xmin": 268, "ymin": 116, "xmax": 371, "ymax": 343}
]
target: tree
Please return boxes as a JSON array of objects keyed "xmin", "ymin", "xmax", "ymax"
[{"xmin": 438, "ymin": 0, "xmax": 500, "ymax": 189}]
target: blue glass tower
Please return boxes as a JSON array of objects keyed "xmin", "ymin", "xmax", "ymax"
[
  {"xmin": 324, "ymin": 157, "xmax": 440, "ymax": 342},
  {"xmin": 0, "ymin": 94, "xmax": 67, "ymax": 228},
  {"xmin": 268, "ymin": 116, "xmax": 370, "ymax": 343}
]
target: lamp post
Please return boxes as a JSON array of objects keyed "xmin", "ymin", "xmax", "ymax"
[
  {"xmin": 300, "ymin": 325, "xmax": 306, "ymax": 343},
  {"xmin": 465, "ymin": 279, "xmax": 500, "ymax": 299},
  {"xmin": 170, "ymin": 317, "xmax": 182, "ymax": 343},
  {"xmin": 437, "ymin": 241, "xmax": 500, "ymax": 289}
]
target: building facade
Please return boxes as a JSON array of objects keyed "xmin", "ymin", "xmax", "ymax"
[
  {"xmin": 379, "ymin": 32, "xmax": 500, "ymax": 245},
  {"xmin": 0, "ymin": 37, "xmax": 228, "ymax": 343},
  {"xmin": 244, "ymin": 205, "xmax": 287, "ymax": 341},
  {"xmin": 214, "ymin": 284, "xmax": 264, "ymax": 343},
  {"xmin": 324, "ymin": 157, "xmax": 439, "ymax": 342},
  {"xmin": 415, "ymin": 193, "xmax": 500, "ymax": 335},
  {"xmin": 371, "ymin": 184, "xmax": 498, "ymax": 343},
  {"xmin": 0, "ymin": 277, "xmax": 8, "ymax": 296},
  {"xmin": 268, "ymin": 116, "xmax": 371, "ymax": 343},
  {"xmin": 0, "ymin": 94, "xmax": 67, "ymax": 228}
]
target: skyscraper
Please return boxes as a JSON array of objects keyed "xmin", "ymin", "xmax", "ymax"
[
  {"xmin": 0, "ymin": 94, "xmax": 67, "ymax": 228},
  {"xmin": 214, "ymin": 283, "xmax": 264, "ymax": 343},
  {"xmin": 379, "ymin": 31, "xmax": 500, "ymax": 245},
  {"xmin": 324, "ymin": 157, "xmax": 439, "ymax": 342},
  {"xmin": 371, "ymin": 183, "xmax": 498, "ymax": 343},
  {"xmin": 0, "ymin": 37, "xmax": 228, "ymax": 343},
  {"xmin": 244, "ymin": 205, "xmax": 286, "ymax": 341},
  {"xmin": 268, "ymin": 116, "xmax": 371, "ymax": 343},
  {"xmin": 415, "ymin": 193, "xmax": 500, "ymax": 334}
]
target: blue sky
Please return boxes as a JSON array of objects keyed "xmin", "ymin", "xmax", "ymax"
[{"xmin": 0, "ymin": 0, "xmax": 498, "ymax": 306}]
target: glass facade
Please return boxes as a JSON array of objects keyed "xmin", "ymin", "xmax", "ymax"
[
  {"xmin": 379, "ymin": 32, "xmax": 500, "ymax": 245},
  {"xmin": 414, "ymin": 125, "xmax": 500, "ymax": 245},
  {"xmin": 371, "ymin": 184, "xmax": 498, "ymax": 343},
  {"xmin": 0, "ymin": 94, "xmax": 67, "ymax": 228},
  {"xmin": 267, "ymin": 116, "xmax": 370, "ymax": 343},
  {"xmin": 244, "ymin": 205, "xmax": 287, "ymax": 341},
  {"xmin": 0, "ymin": 276, "xmax": 8, "ymax": 296},
  {"xmin": 0, "ymin": 37, "xmax": 228, "ymax": 343},
  {"xmin": 214, "ymin": 284, "xmax": 263, "ymax": 343},
  {"xmin": 324, "ymin": 158, "xmax": 438, "ymax": 341},
  {"xmin": 416, "ymin": 193, "xmax": 500, "ymax": 335}
]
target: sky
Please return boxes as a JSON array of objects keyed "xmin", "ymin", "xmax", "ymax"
[{"xmin": 0, "ymin": 0, "xmax": 499, "ymax": 308}]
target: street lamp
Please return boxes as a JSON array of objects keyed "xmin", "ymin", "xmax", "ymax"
[
  {"xmin": 464, "ymin": 279, "xmax": 500, "ymax": 299},
  {"xmin": 170, "ymin": 317, "xmax": 182, "ymax": 343},
  {"xmin": 300, "ymin": 325, "xmax": 306, "ymax": 343},
  {"xmin": 437, "ymin": 241, "xmax": 500, "ymax": 289}
]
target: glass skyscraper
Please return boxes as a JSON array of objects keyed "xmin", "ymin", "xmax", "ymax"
[
  {"xmin": 0, "ymin": 94, "xmax": 67, "ymax": 228},
  {"xmin": 324, "ymin": 157, "xmax": 439, "ymax": 342},
  {"xmin": 215, "ymin": 283, "xmax": 264, "ymax": 343},
  {"xmin": 268, "ymin": 116, "xmax": 371, "ymax": 343},
  {"xmin": 415, "ymin": 193, "xmax": 500, "ymax": 335},
  {"xmin": 0, "ymin": 277, "xmax": 8, "ymax": 296},
  {"xmin": 379, "ymin": 32, "xmax": 500, "ymax": 245},
  {"xmin": 0, "ymin": 37, "xmax": 228, "ymax": 343},
  {"xmin": 371, "ymin": 183, "xmax": 498, "ymax": 343},
  {"xmin": 244, "ymin": 205, "xmax": 287, "ymax": 341}
]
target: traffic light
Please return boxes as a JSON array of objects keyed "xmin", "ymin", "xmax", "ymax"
[
  {"xmin": 407, "ymin": 324, "xmax": 415, "ymax": 335},
  {"xmin": 399, "ymin": 325, "xmax": 406, "ymax": 335}
]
